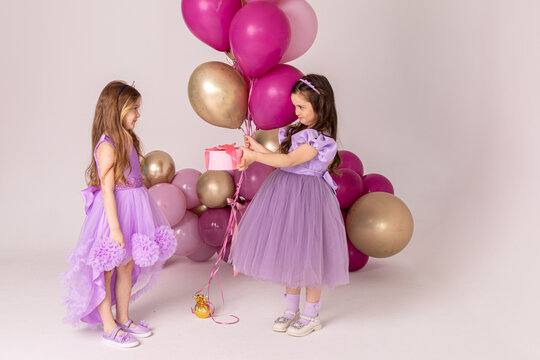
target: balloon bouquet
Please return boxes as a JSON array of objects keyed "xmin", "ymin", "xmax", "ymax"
[
  {"xmin": 330, "ymin": 150, "xmax": 414, "ymax": 271},
  {"xmin": 178, "ymin": 0, "xmax": 318, "ymax": 321}
]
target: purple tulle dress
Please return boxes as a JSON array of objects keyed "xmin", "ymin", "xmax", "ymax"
[
  {"xmin": 230, "ymin": 128, "xmax": 349, "ymax": 289},
  {"xmin": 61, "ymin": 135, "xmax": 176, "ymax": 327}
]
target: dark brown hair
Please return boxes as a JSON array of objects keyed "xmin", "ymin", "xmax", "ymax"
[
  {"xmin": 278, "ymin": 74, "xmax": 342, "ymax": 175},
  {"xmin": 85, "ymin": 81, "xmax": 143, "ymax": 187}
]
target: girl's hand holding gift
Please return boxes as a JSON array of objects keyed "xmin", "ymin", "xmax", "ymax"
[{"xmin": 238, "ymin": 146, "xmax": 255, "ymax": 171}]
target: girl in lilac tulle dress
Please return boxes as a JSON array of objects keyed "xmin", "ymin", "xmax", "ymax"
[
  {"xmin": 231, "ymin": 74, "xmax": 349, "ymax": 337},
  {"xmin": 61, "ymin": 81, "xmax": 176, "ymax": 348}
]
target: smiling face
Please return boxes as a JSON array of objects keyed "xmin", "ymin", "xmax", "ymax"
[
  {"xmin": 122, "ymin": 96, "xmax": 141, "ymax": 130},
  {"xmin": 291, "ymin": 92, "xmax": 316, "ymax": 127}
]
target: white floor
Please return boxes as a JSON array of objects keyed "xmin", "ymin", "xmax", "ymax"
[{"xmin": 2, "ymin": 247, "xmax": 537, "ymax": 360}]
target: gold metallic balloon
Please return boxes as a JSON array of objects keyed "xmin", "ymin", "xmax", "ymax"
[
  {"xmin": 190, "ymin": 204, "xmax": 208, "ymax": 217},
  {"xmin": 196, "ymin": 171, "xmax": 235, "ymax": 208},
  {"xmin": 141, "ymin": 150, "xmax": 176, "ymax": 187},
  {"xmin": 346, "ymin": 192, "xmax": 414, "ymax": 258},
  {"xmin": 188, "ymin": 61, "xmax": 248, "ymax": 129},
  {"xmin": 254, "ymin": 128, "xmax": 280, "ymax": 153}
]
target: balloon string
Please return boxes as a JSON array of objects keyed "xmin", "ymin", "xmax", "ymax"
[{"xmin": 193, "ymin": 52, "xmax": 254, "ymax": 325}]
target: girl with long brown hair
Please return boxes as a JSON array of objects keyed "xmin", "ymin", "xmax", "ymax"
[{"xmin": 61, "ymin": 81, "xmax": 176, "ymax": 347}]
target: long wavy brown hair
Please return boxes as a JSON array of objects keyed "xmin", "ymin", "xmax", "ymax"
[
  {"xmin": 85, "ymin": 81, "xmax": 143, "ymax": 188},
  {"xmin": 278, "ymin": 74, "xmax": 342, "ymax": 175}
]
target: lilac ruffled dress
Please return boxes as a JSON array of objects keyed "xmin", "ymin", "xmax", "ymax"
[
  {"xmin": 61, "ymin": 134, "xmax": 176, "ymax": 327},
  {"xmin": 230, "ymin": 128, "xmax": 349, "ymax": 289}
]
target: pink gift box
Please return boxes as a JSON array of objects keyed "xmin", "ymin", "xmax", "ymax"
[{"xmin": 205, "ymin": 143, "xmax": 243, "ymax": 171}]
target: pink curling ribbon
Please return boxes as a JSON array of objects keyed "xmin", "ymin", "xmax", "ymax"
[
  {"xmin": 80, "ymin": 186, "xmax": 98, "ymax": 214},
  {"xmin": 205, "ymin": 143, "xmax": 240, "ymax": 169}
]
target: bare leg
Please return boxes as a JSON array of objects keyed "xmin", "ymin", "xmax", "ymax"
[
  {"xmin": 115, "ymin": 259, "xmax": 134, "ymax": 326},
  {"xmin": 97, "ymin": 269, "xmax": 124, "ymax": 334},
  {"xmin": 286, "ymin": 287, "xmax": 301, "ymax": 295},
  {"xmin": 306, "ymin": 287, "xmax": 321, "ymax": 303}
]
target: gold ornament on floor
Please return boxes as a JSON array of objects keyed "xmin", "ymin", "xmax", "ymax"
[{"xmin": 194, "ymin": 294, "xmax": 211, "ymax": 319}]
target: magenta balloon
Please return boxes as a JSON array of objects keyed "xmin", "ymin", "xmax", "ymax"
[
  {"xmin": 362, "ymin": 173, "xmax": 394, "ymax": 195},
  {"xmin": 245, "ymin": 0, "xmax": 280, "ymax": 3},
  {"xmin": 278, "ymin": 0, "xmax": 318, "ymax": 63},
  {"xmin": 187, "ymin": 242, "xmax": 216, "ymax": 262},
  {"xmin": 198, "ymin": 207, "xmax": 232, "ymax": 247},
  {"xmin": 250, "ymin": 64, "xmax": 303, "ymax": 130},
  {"xmin": 148, "ymin": 183, "xmax": 187, "ymax": 226},
  {"xmin": 338, "ymin": 150, "xmax": 364, "ymax": 176},
  {"xmin": 234, "ymin": 162, "xmax": 274, "ymax": 200},
  {"xmin": 181, "ymin": 0, "xmax": 242, "ymax": 51},
  {"xmin": 229, "ymin": 2, "xmax": 291, "ymax": 78},
  {"xmin": 172, "ymin": 168, "xmax": 202, "ymax": 209},
  {"xmin": 347, "ymin": 239, "xmax": 369, "ymax": 272},
  {"xmin": 172, "ymin": 211, "xmax": 202, "ymax": 256},
  {"xmin": 331, "ymin": 168, "xmax": 364, "ymax": 209}
]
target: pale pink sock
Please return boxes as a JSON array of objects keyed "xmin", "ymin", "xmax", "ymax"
[
  {"xmin": 283, "ymin": 293, "xmax": 300, "ymax": 320},
  {"xmin": 299, "ymin": 301, "xmax": 321, "ymax": 325}
]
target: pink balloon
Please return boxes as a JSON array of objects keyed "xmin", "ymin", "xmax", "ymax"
[
  {"xmin": 338, "ymin": 150, "xmax": 364, "ymax": 176},
  {"xmin": 331, "ymin": 168, "xmax": 364, "ymax": 209},
  {"xmin": 234, "ymin": 162, "xmax": 274, "ymax": 200},
  {"xmin": 362, "ymin": 173, "xmax": 394, "ymax": 195},
  {"xmin": 172, "ymin": 168, "xmax": 202, "ymax": 209},
  {"xmin": 250, "ymin": 64, "xmax": 303, "ymax": 130},
  {"xmin": 198, "ymin": 208, "xmax": 231, "ymax": 247},
  {"xmin": 148, "ymin": 183, "xmax": 187, "ymax": 226},
  {"xmin": 244, "ymin": 0, "xmax": 280, "ymax": 3},
  {"xmin": 172, "ymin": 211, "xmax": 202, "ymax": 256},
  {"xmin": 278, "ymin": 0, "xmax": 318, "ymax": 63},
  {"xmin": 229, "ymin": 2, "xmax": 291, "ymax": 78},
  {"xmin": 347, "ymin": 239, "xmax": 369, "ymax": 272},
  {"xmin": 181, "ymin": 0, "xmax": 242, "ymax": 51},
  {"xmin": 187, "ymin": 242, "xmax": 216, "ymax": 262}
]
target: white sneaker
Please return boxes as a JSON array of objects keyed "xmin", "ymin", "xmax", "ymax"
[
  {"xmin": 272, "ymin": 310, "xmax": 300, "ymax": 332},
  {"xmin": 286, "ymin": 315, "xmax": 322, "ymax": 337}
]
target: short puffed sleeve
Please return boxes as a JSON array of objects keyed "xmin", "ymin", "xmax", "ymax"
[{"xmin": 291, "ymin": 129, "xmax": 337, "ymax": 163}]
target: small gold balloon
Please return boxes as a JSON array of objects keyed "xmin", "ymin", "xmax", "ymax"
[
  {"xmin": 190, "ymin": 204, "xmax": 208, "ymax": 217},
  {"xmin": 194, "ymin": 294, "xmax": 210, "ymax": 319},
  {"xmin": 346, "ymin": 192, "xmax": 414, "ymax": 258},
  {"xmin": 188, "ymin": 61, "xmax": 248, "ymax": 129},
  {"xmin": 254, "ymin": 128, "xmax": 280, "ymax": 153},
  {"xmin": 196, "ymin": 171, "xmax": 235, "ymax": 208},
  {"xmin": 141, "ymin": 151, "xmax": 176, "ymax": 187}
]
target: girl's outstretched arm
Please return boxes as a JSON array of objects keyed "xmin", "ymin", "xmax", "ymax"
[
  {"xmin": 243, "ymin": 135, "xmax": 273, "ymax": 154},
  {"xmin": 238, "ymin": 144, "xmax": 317, "ymax": 171},
  {"xmin": 96, "ymin": 142, "xmax": 124, "ymax": 247}
]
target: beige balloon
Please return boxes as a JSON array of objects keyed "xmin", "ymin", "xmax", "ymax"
[
  {"xmin": 254, "ymin": 128, "xmax": 280, "ymax": 153},
  {"xmin": 190, "ymin": 204, "xmax": 208, "ymax": 217},
  {"xmin": 141, "ymin": 150, "xmax": 175, "ymax": 187},
  {"xmin": 188, "ymin": 61, "xmax": 248, "ymax": 129},
  {"xmin": 346, "ymin": 192, "xmax": 414, "ymax": 258},
  {"xmin": 196, "ymin": 171, "xmax": 235, "ymax": 208}
]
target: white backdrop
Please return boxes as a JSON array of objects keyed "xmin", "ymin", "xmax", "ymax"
[{"xmin": 1, "ymin": 0, "xmax": 539, "ymax": 358}]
